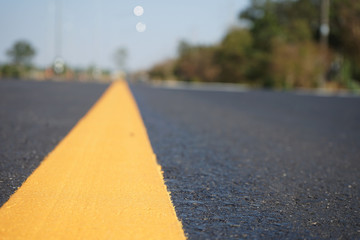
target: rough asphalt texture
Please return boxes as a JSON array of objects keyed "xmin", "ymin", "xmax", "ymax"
[
  {"xmin": 131, "ymin": 84, "xmax": 360, "ymax": 239},
  {"xmin": 0, "ymin": 80, "xmax": 108, "ymax": 206},
  {"xmin": 1, "ymin": 80, "xmax": 359, "ymax": 239}
]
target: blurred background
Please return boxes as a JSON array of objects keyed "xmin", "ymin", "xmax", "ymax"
[{"xmin": 0, "ymin": 0, "xmax": 359, "ymax": 92}]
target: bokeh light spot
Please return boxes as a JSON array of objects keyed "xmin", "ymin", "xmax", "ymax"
[
  {"xmin": 133, "ymin": 6, "xmax": 144, "ymax": 16},
  {"xmin": 136, "ymin": 22, "xmax": 146, "ymax": 33},
  {"xmin": 53, "ymin": 57, "xmax": 65, "ymax": 74}
]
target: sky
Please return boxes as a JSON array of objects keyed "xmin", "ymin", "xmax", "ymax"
[{"xmin": 0, "ymin": 0, "xmax": 249, "ymax": 71}]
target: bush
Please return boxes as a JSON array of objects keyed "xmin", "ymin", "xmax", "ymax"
[
  {"xmin": 270, "ymin": 40, "xmax": 325, "ymax": 89},
  {"xmin": 1, "ymin": 64, "xmax": 21, "ymax": 79}
]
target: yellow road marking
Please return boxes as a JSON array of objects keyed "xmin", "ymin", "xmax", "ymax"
[{"xmin": 0, "ymin": 81, "xmax": 186, "ymax": 240}]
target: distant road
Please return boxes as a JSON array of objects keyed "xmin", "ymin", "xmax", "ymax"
[
  {"xmin": 131, "ymin": 83, "xmax": 360, "ymax": 239},
  {"xmin": 1, "ymin": 80, "xmax": 359, "ymax": 239}
]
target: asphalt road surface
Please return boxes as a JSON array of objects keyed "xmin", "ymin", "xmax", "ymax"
[
  {"xmin": 1, "ymin": 80, "xmax": 360, "ymax": 239},
  {"xmin": 0, "ymin": 80, "xmax": 108, "ymax": 206},
  {"xmin": 131, "ymin": 84, "xmax": 360, "ymax": 239}
]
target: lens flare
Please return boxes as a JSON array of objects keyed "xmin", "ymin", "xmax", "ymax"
[
  {"xmin": 136, "ymin": 22, "xmax": 146, "ymax": 32},
  {"xmin": 133, "ymin": 6, "xmax": 144, "ymax": 16}
]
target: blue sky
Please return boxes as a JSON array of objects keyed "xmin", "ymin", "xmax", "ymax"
[{"xmin": 0, "ymin": 0, "xmax": 249, "ymax": 71}]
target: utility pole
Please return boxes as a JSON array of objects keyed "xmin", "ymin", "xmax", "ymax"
[
  {"xmin": 55, "ymin": 0, "xmax": 62, "ymax": 58},
  {"xmin": 320, "ymin": 0, "xmax": 330, "ymax": 48},
  {"xmin": 54, "ymin": 0, "xmax": 65, "ymax": 74},
  {"xmin": 319, "ymin": 0, "xmax": 330, "ymax": 87}
]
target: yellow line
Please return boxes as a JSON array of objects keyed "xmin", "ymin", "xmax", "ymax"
[{"xmin": 0, "ymin": 81, "xmax": 186, "ymax": 240}]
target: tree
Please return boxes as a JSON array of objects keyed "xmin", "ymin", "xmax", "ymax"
[
  {"xmin": 331, "ymin": 1, "xmax": 360, "ymax": 64},
  {"xmin": 240, "ymin": 0, "xmax": 282, "ymax": 51},
  {"xmin": 239, "ymin": 0, "xmax": 324, "ymax": 87},
  {"xmin": 146, "ymin": 0, "xmax": 360, "ymax": 88},
  {"xmin": 149, "ymin": 59, "xmax": 176, "ymax": 80},
  {"xmin": 216, "ymin": 28, "xmax": 253, "ymax": 83},
  {"xmin": 6, "ymin": 40, "xmax": 36, "ymax": 66},
  {"xmin": 175, "ymin": 42, "xmax": 220, "ymax": 82}
]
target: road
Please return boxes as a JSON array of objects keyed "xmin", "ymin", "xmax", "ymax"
[
  {"xmin": 1, "ymin": 80, "xmax": 360, "ymax": 239},
  {"xmin": 0, "ymin": 80, "xmax": 108, "ymax": 206},
  {"xmin": 131, "ymin": 83, "xmax": 360, "ymax": 239}
]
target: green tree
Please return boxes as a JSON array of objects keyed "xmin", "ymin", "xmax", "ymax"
[
  {"xmin": 216, "ymin": 28, "xmax": 253, "ymax": 83},
  {"xmin": 147, "ymin": 0, "xmax": 360, "ymax": 89},
  {"xmin": 240, "ymin": 0, "xmax": 319, "ymax": 44},
  {"xmin": 240, "ymin": 0, "xmax": 282, "ymax": 51},
  {"xmin": 239, "ymin": 0, "xmax": 324, "ymax": 87},
  {"xmin": 6, "ymin": 40, "xmax": 36, "ymax": 66}
]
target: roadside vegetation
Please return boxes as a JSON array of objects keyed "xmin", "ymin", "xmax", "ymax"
[
  {"xmin": 0, "ymin": 41, "xmax": 117, "ymax": 83},
  {"xmin": 148, "ymin": 0, "xmax": 360, "ymax": 91},
  {"xmin": 0, "ymin": 40, "xmax": 35, "ymax": 79}
]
